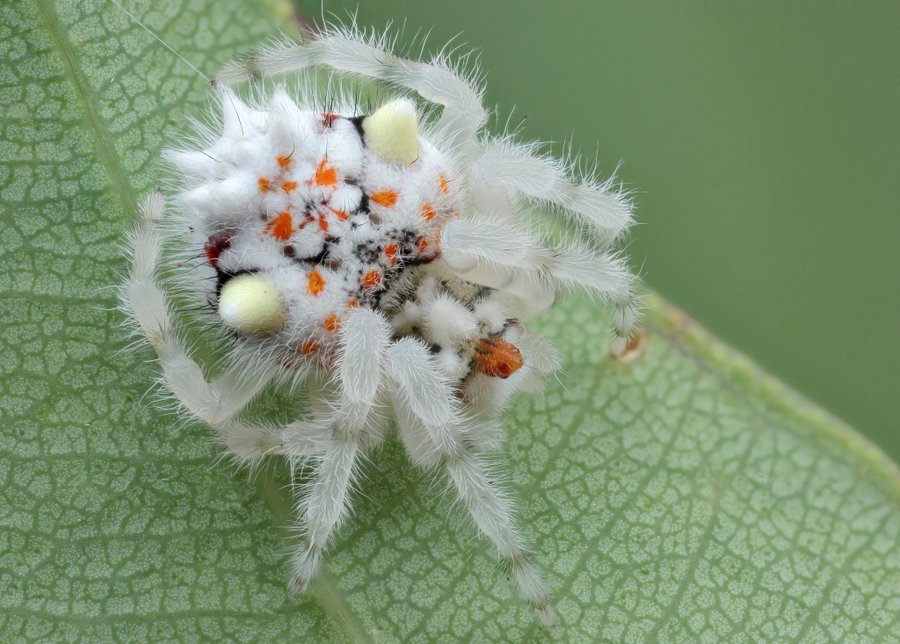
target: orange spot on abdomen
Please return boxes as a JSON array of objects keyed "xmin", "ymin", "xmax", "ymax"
[
  {"xmin": 266, "ymin": 212, "xmax": 293, "ymax": 240},
  {"xmin": 307, "ymin": 270, "xmax": 326, "ymax": 296},
  {"xmin": 300, "ymin": 340, "xmax": 320, "ymax": 354},
  {"xmin": 282, "ymin": 180, "xmax": 298, "ymax": 193},
  {"xmin": 384, "ymin": 243, "xmax": 398, "ymax": 266},
  {"xmin": 276, "ymin": 155, "xmax": 292, "ymax": 169},
  {"xmin": 258, "ymin": 177, "xmax": 271, "ymax": 192},
  {"xmin": 438, "ymin": 175, "xmax": 449, "ymax": 194},
  {"xmin": 421, "ymin": 203, "xmax": 436, "ymax": 221},
  {"xmin": 472, "ymin": 337, "xmax": 524, "ymax": 379},
  {"xmin": 371, "ymin": 190, "xmax": 398, "ymax": 207},
  {"xmin": 362, "ymin": 268, "xmax": 382, "ymax": 290},
  {"xmin": 324, "ymin": 313, "xmax": 342, "ymax": 332},
  {"xmin": 313, "ymin": 158, "xmax": 338, "ymax": 187}
]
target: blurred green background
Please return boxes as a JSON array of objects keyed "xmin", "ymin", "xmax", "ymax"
[{"xmin": 298, "ymin": 1, "xmax": 900, "ymax": 460}]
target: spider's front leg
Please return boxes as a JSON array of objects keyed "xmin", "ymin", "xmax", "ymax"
[
  {"xmin": 213, "ymin": 29, "xmax": 486, "ymax": 153},
  {"xmin": 123, "ymin": 191, "xmax": 274, "ymax": 427},
  {"xmin": 287, "ymin": 308, "xmax": 392, "ymax": 592},
  {"xmin": 387, "ymin": 338, "xmax": 556, "ymax": 626},
  {"xmin": 441, "ymin": 216, "xmax": 640, "ymax": 353},
  {"xmin": 472, "ymin": 139, "xmax": 633, "ymax": 246}
]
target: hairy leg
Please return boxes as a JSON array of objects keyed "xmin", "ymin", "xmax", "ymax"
[
  {"xmin": 288, "ymin": 439, "xmax": 360, "ymax": 592},
  {"xmin": 217, "ymin": 418, "xmax": 334, "ymax": 465},
  {"xmin": 447, "ymin": 451, "xmax": 555, "ymax": 626},
  {"xmin": 214, "ymin": 30, "xmax": 486, "ymax": 152},
  {"xmin": 387, "ymin": 338, "xmax": 466, "ymax": 459},
  {"xmin": 387, "ymin": 338, "xmax": 555, "ymax": 625},
  {"xmin": 334, "ymin": 307, "xmax": 392, "ymax": 436},
  {"xmin": 441, "ymin": 216, "xmax": 640, "ymax": 348},
  {"xmin": 124, "ymin": 191, "xmax": 273, "ymax": 426},
  {"xmin": 286, "ymin": 307, "xmax": 393, "ymax": 590},
  {"xmin": 472, "ymin": 138, "xmax": 633, "ymax": 246}
]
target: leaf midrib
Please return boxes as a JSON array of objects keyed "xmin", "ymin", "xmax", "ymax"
[
  {"xmin": 253, "ymin": 472, "xmax": 372, "ymax": 644},
  {"xmin": 33, "ymin": 0, "xmax": 137, "ymax": 217}
]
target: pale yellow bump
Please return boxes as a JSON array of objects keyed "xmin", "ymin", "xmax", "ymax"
[
  {"xmin": 218, "ymin": 273, "xmax": 286, "ymax": 334},
  {"xmin": 362, "ymin": 98, "xmax": 419, "ymax": 164}
]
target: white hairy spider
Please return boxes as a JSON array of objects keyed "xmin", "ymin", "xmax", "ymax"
[{"xmin": 122, "ymin": 23, "xmax": 639, "ymax": 626}]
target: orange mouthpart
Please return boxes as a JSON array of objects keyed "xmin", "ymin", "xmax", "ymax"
[{"xmin": 472, "ymin": 337, "xmax": 524, "ymax": 379}]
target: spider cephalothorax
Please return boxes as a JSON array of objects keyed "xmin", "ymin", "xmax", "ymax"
[{"xmin": 124, "ymin": 24, "xmax": 640, "ymax": 626}]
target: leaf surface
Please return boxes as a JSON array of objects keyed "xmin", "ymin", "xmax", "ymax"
[{"xmin": 1, "ymin": 1, "xmax": 898, "ymax": 641}]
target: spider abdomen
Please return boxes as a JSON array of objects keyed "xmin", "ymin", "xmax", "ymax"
[{"xmin": 170, "ymin": 89, "xmax": 461, "ymax": 369}]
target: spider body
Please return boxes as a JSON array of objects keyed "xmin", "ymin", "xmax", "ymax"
[{"xmin": 123, "ymin": 25, "xmax": 640, "ymax": 626}]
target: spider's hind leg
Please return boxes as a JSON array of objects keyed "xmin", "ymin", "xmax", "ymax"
[{"xmin": 446, "ymin": 451, "xmax": 556, "ymax": 627}]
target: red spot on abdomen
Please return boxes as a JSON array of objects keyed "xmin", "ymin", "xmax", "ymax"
[
  {"xmin": 204, "ymin": 231, "xmax": 232, "ymax": 267},
  {"xmin": 300, "ymin": 340, "xmax": 320, "ymax": 354},
  {"xmin": 323, "ymin": 313, "xmax": 341, "ymax": 332},
  {"xmin": 384, "ymin": 243, "xmax": 398, "ymax": 266}
]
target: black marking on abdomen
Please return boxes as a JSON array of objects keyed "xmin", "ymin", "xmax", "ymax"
[{"xmin": 348, "ymin": 115, "xmax": 367, "ymax": 141}]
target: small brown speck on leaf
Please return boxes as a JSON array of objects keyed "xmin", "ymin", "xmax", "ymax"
[{"xmin": 612, "ymin": 326, "xmax": 648, "ymax": 364}]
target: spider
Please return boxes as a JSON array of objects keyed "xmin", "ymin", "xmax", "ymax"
[{"xmin": 122, "ymin": 23, "xmax": 639, "ymax": 627}]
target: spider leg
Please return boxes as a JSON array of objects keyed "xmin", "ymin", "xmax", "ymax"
[
  {"xmin": 217, "ymin": 418, "xmax": 333, "ymax": 464},
  {"xmin": 288, "ymin": 439, "xmax": 360, "ymax": 593},
  {"xmin": 447, "ymin": 451, "xmax": 556, "ymax": 627},
  {"xmin": 124, "ymin": 191, "xmax": 274, "ymax": 426},
  {"xmin": 387, "ymin": 338, "xmax": 465, "ymax": 460},
  {"xmin": 441, "ymin": 217, "xmax": 640, "ymax": 350},
  {"xmin": 286, "ymin": 307, "xmax": 391, "ymax": 591},
  {"xmin": 386, "ymin": 338, "xmax": 555, "ymax": 626},
  {"xmin": 214, "ymin": 30, "xmax": 485, "ymax": 151},
  {"xmin": 472, "ymin": 139, "xmax": 633, "ymax": 246},
  {"xmin": 333, "ymin": 307, "xmax": 392, "ymax": 436}
]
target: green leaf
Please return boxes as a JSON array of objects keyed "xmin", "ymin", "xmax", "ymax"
[{"xmin": 1, "ymin": 1, "xmax": 898, "ymax": 641}]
